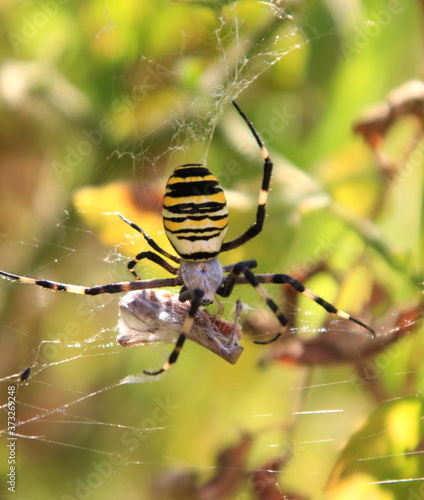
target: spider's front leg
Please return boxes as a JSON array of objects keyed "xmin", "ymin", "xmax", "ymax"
[
  {"xmin": 127, "ymin": 251, "xmax": 178, "ymax": 280},
  {"xmin": 220, "ymin": 102, "xmax": 273, "ymax": 254},
  {"xmin": 143, "ymin": 289, "xmax": 204, "ymax": 375},
  {"xmin": 116, "ymin": 212, "xmax": 180, "ymax": 279}
]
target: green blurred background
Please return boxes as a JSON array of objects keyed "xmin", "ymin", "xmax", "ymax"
[{"xmin": 0, "ymin": 1, "xmax": 423, "ymax": 499}]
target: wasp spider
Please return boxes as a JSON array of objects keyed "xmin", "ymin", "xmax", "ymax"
[{"xmin": 0, "ymin": 101, "xmax": 375, "ymax": 375}]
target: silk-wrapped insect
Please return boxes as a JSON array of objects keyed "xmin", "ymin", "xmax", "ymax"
[{"xmin": 118, "ymin": 289, "xmax": 244, "ymax": 365}]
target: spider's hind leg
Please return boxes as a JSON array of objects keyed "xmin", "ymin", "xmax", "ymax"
[
  {"xmin": 219, "ymin": 262, "xmax": 290, "ymax": 344},
  {"xmin": 143, "ymin": 289, "xmax": 204, "ymax": 376},
  {"xmin": 269, "ymin": 273, "xmax": 375, "ymax": 337},
  {"xmin": 219, "ymin": 263, "xmax": 375, "ymax": 344}
]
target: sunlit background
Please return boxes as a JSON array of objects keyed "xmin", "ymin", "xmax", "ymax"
[{"xmin": 0, "ymin": 1, "xmax": 423, "ymax": 499}]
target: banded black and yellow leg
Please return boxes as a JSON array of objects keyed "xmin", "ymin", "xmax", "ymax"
[
  {"xmin": 0, "ymin": 269, "xmax": 180, "ymax": 295},
  {"xmin": 246, "ymin": 273, "xmax": 375, "ymax": 338},
  {"xmin": 220, "ymin": 262, "xmax": 289, "ymax": 344},
  {"xmin": 143, "ymin": 289, "xmax": 205, "ymax": 376},
  {"xmin": 222, "ymin": 259, "xmax": 257, "ymax": 273},
  {"xmin": 116, "ymin": 212, "xmax": 180, "ymax": 279},
  {"xmin": 0, "ymin": 271, "xmax": 91, "ymax": 294},
  {"xmin": 127, "ymin": 251, "xmax": 178, "ymax": 280},
  {"xmin": 220, "ymin": 265, "xmax": 375, "ymax": 342},
  {"xmin": 116, "ymin": 212, "xmax": 180, "ymax": 264},
  {"xmin": 259, "ymin": 274, "xmax": 375, "ymax": 338},
  {"xmin": 221, "ymin": 102, "xmax": 273, "ymax": 252}
]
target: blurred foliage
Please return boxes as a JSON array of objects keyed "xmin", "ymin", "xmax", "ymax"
[
  {"xmin": 0, "ymin": 1, "xmax": 423, "ymax": 499},
  {"xmin": 326, "ymin": 398, "xmax": 424, "ymax": 499}
]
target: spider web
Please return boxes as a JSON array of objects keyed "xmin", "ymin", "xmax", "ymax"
[{"xmin": 0, "ymin": 2, "xmax": 423, "ymax": 500}]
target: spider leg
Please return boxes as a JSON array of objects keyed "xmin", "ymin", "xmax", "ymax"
[
  {"xmin": 127, "ymin": 251, "xmax": 178, "ymax": 280},
  {"xmin": 116, "ymin": 212, "xmax": 180, "ymax": 278},
  {"xmin": 219, "ymin": 264, "xmax": 375, "ymax": 343},
  {"xmin": 220, "ymin": 101, "xmax": 273, "ymax": 253},
  {"xmin": 221, "ymin": 259, "xmax": 257, "ymax": 273},
  {"xmin": 0, "ymin": 270, "xmax": 181, "ymax": 295},
  {"xmin": 143, "ymin": 289, "xmax": 204, "ymax": 375},
  {"xmin": 219, "ymin": 263, "xmax": 289, "ymax": 344},
  {"xmin": 217, "ymin": 259, "xmax": 258, "ymax": 295},
  {"xmin": 116, "ymin": 212, "xmax": 180, "ymax": 263},
  {"xmin": 255, "ymin": 273, "xmax": 375, "ymax": 337}
]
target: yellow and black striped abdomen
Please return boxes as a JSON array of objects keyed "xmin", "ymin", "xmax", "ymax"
[{"xmin": 162, "ymin": 164, "xmax": 228, "ymax": 260}]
